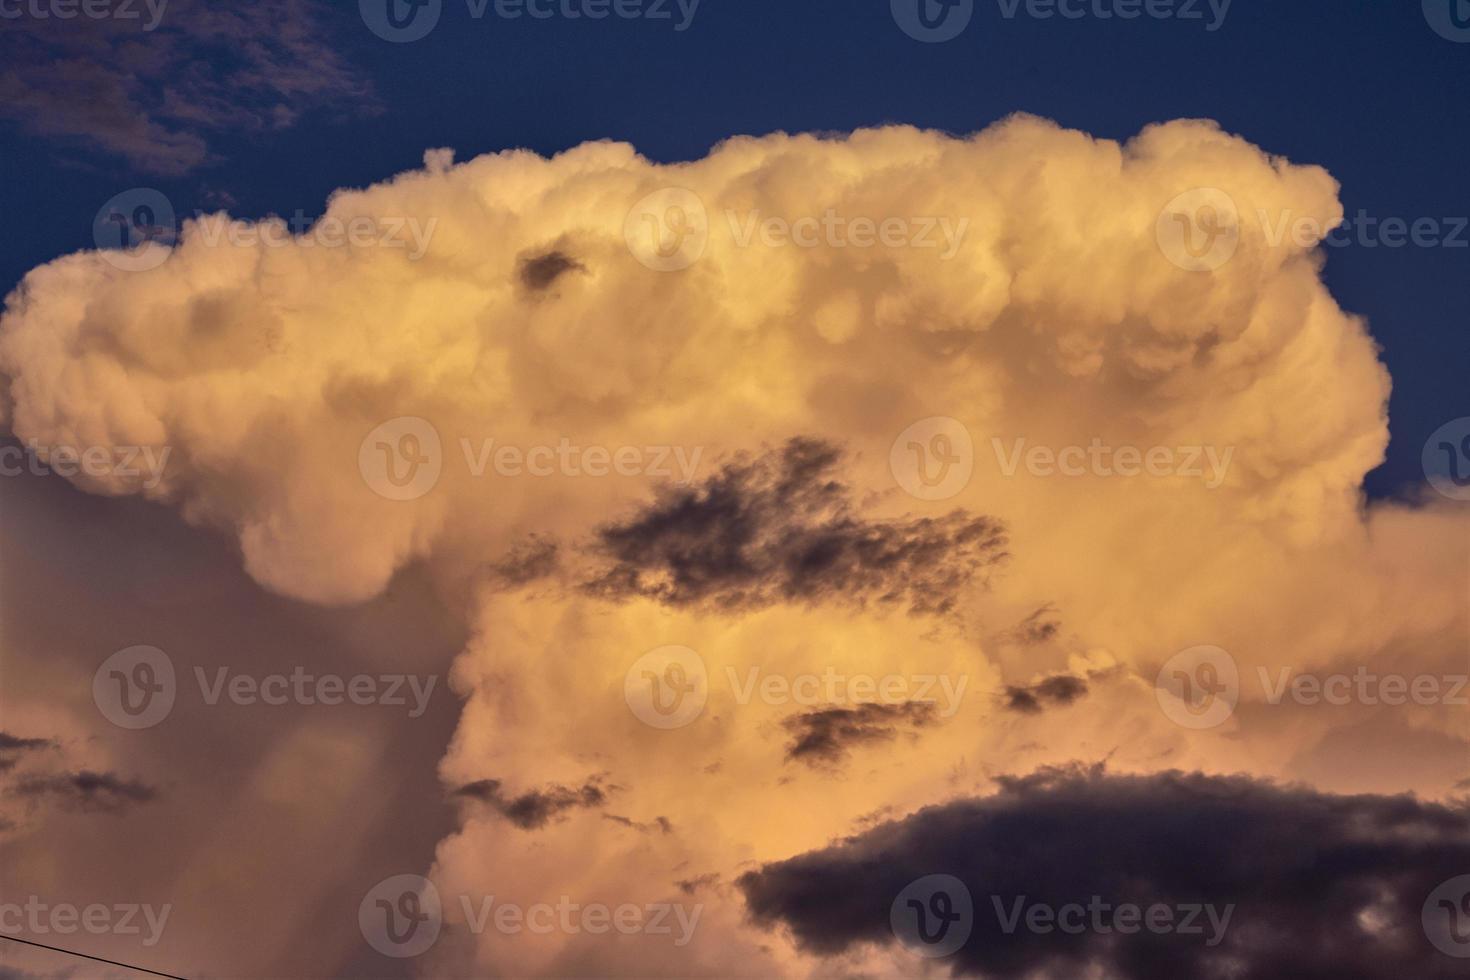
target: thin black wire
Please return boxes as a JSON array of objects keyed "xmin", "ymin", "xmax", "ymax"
[{"xmin": 0, "ymin": 933, "xmax": 190, "ymax": 979}]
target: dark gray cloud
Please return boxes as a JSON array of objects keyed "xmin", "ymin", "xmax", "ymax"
[
  {"xmin": 1006, "ymin": 605, "xmax": 1061, "ymax": 646},
  {"xmin": 603, "ymin": 813, "xmax": 673, "ymax": 835},
  {"xmin": 583, "ymin": 438, "xmax": 1007, "ymax": 615},
  {"xmin": 0, "ymin": 732, "xmax": 55, "ymax": 775},
  {"xmin": 0, "ymin": 733, "xmax": 54, "ymax": 752},
  {"xmin": 676, "ymin": 872, "xmax": 721, "ymax": 895},
  {"xmin": 739, "ymin": 766, "xmax": 1470, "ymax": 979},
  {"xmin": 1003, "ymin": 674, "xmax": 1091, "ymax": 714},
  {"xmin": 0, "ymin": 0, "xmax": 371, "ymax": 174},
  {"xmin": 453, "ymin": 776, "xmax": 610, "ymax": 830},
  {"xmin": 783, "ymin": 702, "xmax": 939, "ymax": 768},
  {"xmin": 485, "ymin": 535, "xmax": 560, "ymax": 587},
  {"xmin": 13, "ymin": 770, "xmax": 158, "ymax": 814},
  {"xmin": 519, "ymin": 250, "xmax": 587, "ymax": 291}
]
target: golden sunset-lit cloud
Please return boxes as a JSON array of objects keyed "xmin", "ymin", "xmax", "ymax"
[{"xmin": 1, "ymin": 114, "xmax": 1464, "ymax": 976}]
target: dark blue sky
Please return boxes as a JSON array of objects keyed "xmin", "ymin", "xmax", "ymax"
[{"xmin": 1, "ymin": 0, "xmax": 1464, "ymax": 497}]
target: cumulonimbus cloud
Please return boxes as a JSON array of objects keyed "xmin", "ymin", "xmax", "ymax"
[
  {"xmin": 2, "ymin": 115, "xmax": 1465, "ymax": 976},
  {"xmin": 0, "ymin": 114, "xmax": 1379, "ymax": 606}
]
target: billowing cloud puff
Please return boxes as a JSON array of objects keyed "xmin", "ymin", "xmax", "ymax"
[
  {"xmin": 1, "ymin": 114, "xmax": 1373, "ymax": 606},
  {"xmin": 2, "ymin": 116, "xmax": 1465, "ymax": 976}
]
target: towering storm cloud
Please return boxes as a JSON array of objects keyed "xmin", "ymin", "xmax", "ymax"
[
  {"xmin": 1, "ymin": 116, "xmax": 1464, "ymax": 976},
  {"xmin": 0, "ymin": 115, "xmax": 1380, "ymax": 605}
]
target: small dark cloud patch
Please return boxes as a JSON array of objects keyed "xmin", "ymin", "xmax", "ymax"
[
  {"xmin": 487, "ymin": 535, "xmax": 560, "ymax": 587},
  {"xmin": 784, "ymin": 702, "xmax": 938, "ymax": 768},
  {"xmin": 677, "ymin": 873, "xmax": 720, "ymax": 895},
  {"xmin": 0, "ymin": 733, "xmax": 54, "ymax": 773},
  {"xmin": 0, "ymin": 733, "xmax": 53, "ymax": 752},
  {"xmin": 603, "ymin": 813, "xmax": 673, "ymax": 835},
  {"xmin": 1007, "ymin": 605, "xmax": 1061, "ymax": 646},
  {"xmin": 853, "ymin": 805, "xmax": 898, "ymax": 830},
  {"xmin": 453, "ymin": 776, "xmax": 609, "ymax": 830},
  {"xmin": 519, "ymin": 250, "xmax": 586, "ymax": 291},
  {"xmin": 738, "ymin": 765, "xmax": 1470, "ymax": 979},
  {"xmin": 583, "ymin": 438, "xmax": 1007, "ymax": 615},
  {"xmin": 1004, "ymin": 674, "xmax": 1090, "ymax": 714},
  {"xmin": 13, "ymin": 770, "xmax": 157, "ymax": 814}
]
